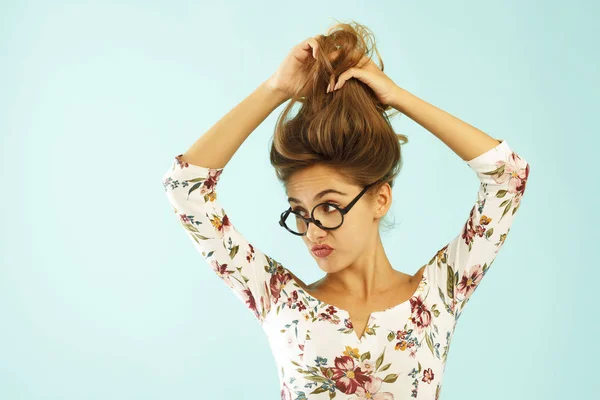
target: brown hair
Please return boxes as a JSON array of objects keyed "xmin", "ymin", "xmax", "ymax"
[{"xmin": 269, "ymin": 20, "xmax": 408, "ymax": 231}]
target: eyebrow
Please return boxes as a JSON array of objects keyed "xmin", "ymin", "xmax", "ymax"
[{"xmin": 288, "ymin": 189, "xmax": 348, "ymax": 205}]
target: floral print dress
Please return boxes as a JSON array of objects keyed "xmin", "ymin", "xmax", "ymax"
[{"xmin": 161, "ymin": 139, "xmax": 530, "ymax": 400}]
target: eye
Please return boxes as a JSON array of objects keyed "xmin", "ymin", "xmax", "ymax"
[
  {"xmin": 291, "ymin": 207, "xmax": 305, "ymax": 215},
  {"xmin": 320, "ymin": 204, "xmax": 337, "ymax": 213},
  {"xmin": 292, "ymin": 202, "xmax": 340, "ymax": 215}
]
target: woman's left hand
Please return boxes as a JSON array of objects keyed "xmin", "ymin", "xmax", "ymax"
[{"xmin": 329, "ymin": 55, "xmax": 401, "ymax": 106}]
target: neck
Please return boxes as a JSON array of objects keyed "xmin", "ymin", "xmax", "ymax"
[{"xmin": 320, "ymin": 233, "xmax": 407, "ymax": 300}]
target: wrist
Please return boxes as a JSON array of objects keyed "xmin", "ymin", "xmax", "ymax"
[
  {"xmin": 390, "ymin": 86, "xmax": 411, "ymax": 112},
  {"xmin": 262, "ymin": 78, "xmax": 291, "ymax": 105}
]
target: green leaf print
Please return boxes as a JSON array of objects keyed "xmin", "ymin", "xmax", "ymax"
[
  {"xmin": 186, "ymin": 181, "xmax": 202, "ymax": 196},
  {"xmin": 446, "ymin": 264, "xmax": 455, "ymax": 299},
  {"xmin": 228, "ymin": 244, "xmax": 239, "ymax": 259},
  {"xmin": 360, "ymin": 351, "xmax": 371, "ymax": 362},
  {"xmin": 379, "ymin": 363, "xmax": 392, "ymax": 372},
  {"xmin": 374, "ymin": 349, "xmax": 385, "ymax": 370}
]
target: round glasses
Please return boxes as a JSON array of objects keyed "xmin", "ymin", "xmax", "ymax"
[{"xmin": 279, "ymin": 180, "xmax": 381, "ymax": 236}]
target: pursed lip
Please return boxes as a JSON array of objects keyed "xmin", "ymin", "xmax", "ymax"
[{"xmin": 312, "ymin": 244, "xmax": 334, "ymax": 252}]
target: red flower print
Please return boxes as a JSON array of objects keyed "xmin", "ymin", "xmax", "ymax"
[
  {"xmin": 409, "ymin": 295, "xmax": 432, "ymax": 333},
  {"xmin": 395, "ymin": 329, "xmax": 412, "ymax": 340},
  {"xmin": 319, "ymin": 313, "xmax": 332, "ymax": 321},
  {"xmin": 209, "ymin": 212, "xmax": 233, "ymax": 234},
  {"xmin": 241, "ymin": 287, "xmax": 258, "ymax": 317},
  {"xmin": 198, "ymin": 168, "xmax": 222, "ymax": 196},
  {"xmin": 422, "ymin": 368, "xmax": 435, "ymax": 384},
  {"xmin": 286, "ymin": 290, "xmax": 299, "ymax": 308},
  {"xmin": 330, "ymin": 355, "xmax": 371, "ymax": 394},
  {"xmin": 461, "ymin": 207, "xmax": 478, "ymax": 247},
  {"xmin": 269, "ymin": 267, "xmax": 292, "ymax": 304},
  {"xmin": 246, "ymin": 243, "xmax": 256, "ymax": 262}
]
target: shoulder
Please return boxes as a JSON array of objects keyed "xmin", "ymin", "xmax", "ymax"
[
  {"xmin": 411, "ymin": 265, "xmax": 426, "ymax": 284},
  {"xmin": 286, "ymin": 268, "xmax": 308, "ymax": 289}
]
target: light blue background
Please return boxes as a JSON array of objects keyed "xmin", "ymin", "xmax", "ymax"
[{"xmin": 1, "ymin": 1, "xmax": 597, "ymax": 399}]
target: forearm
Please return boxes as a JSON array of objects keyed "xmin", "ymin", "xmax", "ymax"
[
  {"xmin": 390, "ymin": 87, "xmax": 501, "ymax": 162},
  {"xmin": 180, "ymin": 80, "xmax": 289, "ymax": 169}
]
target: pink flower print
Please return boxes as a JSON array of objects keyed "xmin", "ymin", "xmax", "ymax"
[
  {"xmin": 280, "ymin": 381, "xmax": 293, "ymax": 400},
  {"xmin": 349, "ymin": 376, "xmax": 394, "ymax": 399},
  {"xmin": 174, "ymin": 154, "xmax": 189, "ymax": 168},
  {"xmin": 422, "ymin": 368, "xmax": 435, "ymax": 384},
  {"xmin": 330, "ymin": 355, "xmax": 371, "ymax": 394},
  {"xmin": 493, "ymin": 153, "xmax": 529, "ymax": 195},
  {"xmin": 456, "ymin": 264, "xmax": 484, "ymax": 299},
  {"xmin": 359, "ymin": 359, "xmax": 375, "ymax": 374},
  {"xmin": 210, "ymin": 260, "xmax": 234, "ymax": 287}
]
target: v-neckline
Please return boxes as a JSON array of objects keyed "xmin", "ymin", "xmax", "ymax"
[{"xmin": 284, "ymin": 266, "xmax": 428, "ymax": 343}]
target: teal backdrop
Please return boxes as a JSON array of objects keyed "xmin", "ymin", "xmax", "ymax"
[{"xmin": 1, "ymin": 1, "xmax": 597, "ymax": 399}]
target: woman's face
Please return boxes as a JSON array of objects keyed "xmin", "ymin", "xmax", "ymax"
[{"xmin": 285, "ymin": 164, "xmax": 391, "ymax": 273}]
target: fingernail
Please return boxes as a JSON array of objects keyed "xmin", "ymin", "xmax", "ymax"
[{"xmin": 327, "ymin": 83, "xmax": 331, "ymax": 93}]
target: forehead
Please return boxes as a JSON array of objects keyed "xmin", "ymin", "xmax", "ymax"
[{"xmin": 286, "ymin": 165, "xmax": 350, "ymax": 201}]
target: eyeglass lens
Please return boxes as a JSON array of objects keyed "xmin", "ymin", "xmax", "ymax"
[{"xmin": 284, "ymin": 204, "xmax": 343, "ymax": 234}]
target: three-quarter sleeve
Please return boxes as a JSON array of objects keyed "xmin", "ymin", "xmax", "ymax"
[
  {"xmin": 161, "ymin": 154, "xmax": 291, "ymax": 325},
  {"xmin": 426, "ymin": 139, "xmax": 531, "ymax": 322}
]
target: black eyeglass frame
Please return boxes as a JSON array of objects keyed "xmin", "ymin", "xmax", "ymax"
[{"xmin": 279, "ymin": 180, "xmax": 382, "ymax": 236}]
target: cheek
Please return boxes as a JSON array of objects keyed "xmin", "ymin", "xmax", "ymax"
[{"xmin": 338, "ymin": 216, "xmax": 370, "ymax": 245}]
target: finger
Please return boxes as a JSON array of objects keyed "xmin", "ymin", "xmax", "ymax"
[
  {"xmin": 299, "ymin": 35, "xmax": 321, "ymax": 59},
  {"xmin": 334, "ymin": 67, "xmax": 363, "ymax": 90},
  {"xmin": 327, "ymin": 74, "xmax": 336, "ymax": 93},
  {"xmin": 358, "ymin": 55, "xmax": 373, "ymax": 68}
]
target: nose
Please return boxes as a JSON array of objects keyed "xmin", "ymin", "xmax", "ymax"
[{"xmin": 305, "ymin": 219, "xmax": 327, "ymax": 242}]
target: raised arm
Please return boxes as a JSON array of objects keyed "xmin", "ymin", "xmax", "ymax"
[
  {"xmin": 178, "ymin": 33, "xmax": 324, "ymax": 169},
  {"xmin": 427, "ymin": 140, "xmax": 530, "ymax": 321},
  {"xmin": 179, "ymin": 80, "xmax": 288, "ymax": 169},
  {"xmin": 162, "ymin": 36, "xmax": 325, "ymax": 323},
  {"xmin": 386, "ymin": 88, "xmax": 530, "ymax": 320}
]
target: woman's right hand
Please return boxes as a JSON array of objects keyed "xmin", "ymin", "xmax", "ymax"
[{"xmin": 266, "ymin": 34, "xmax": 325, "ymax": 99}]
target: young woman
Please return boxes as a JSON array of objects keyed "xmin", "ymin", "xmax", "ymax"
[{"xmin": 162, "ymin": 21, "xmax": 530, "ymax": 400}]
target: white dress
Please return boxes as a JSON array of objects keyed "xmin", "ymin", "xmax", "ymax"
[{"xmin": 161, "ymin": 139, "xmax": 530, "ymax": 399}]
